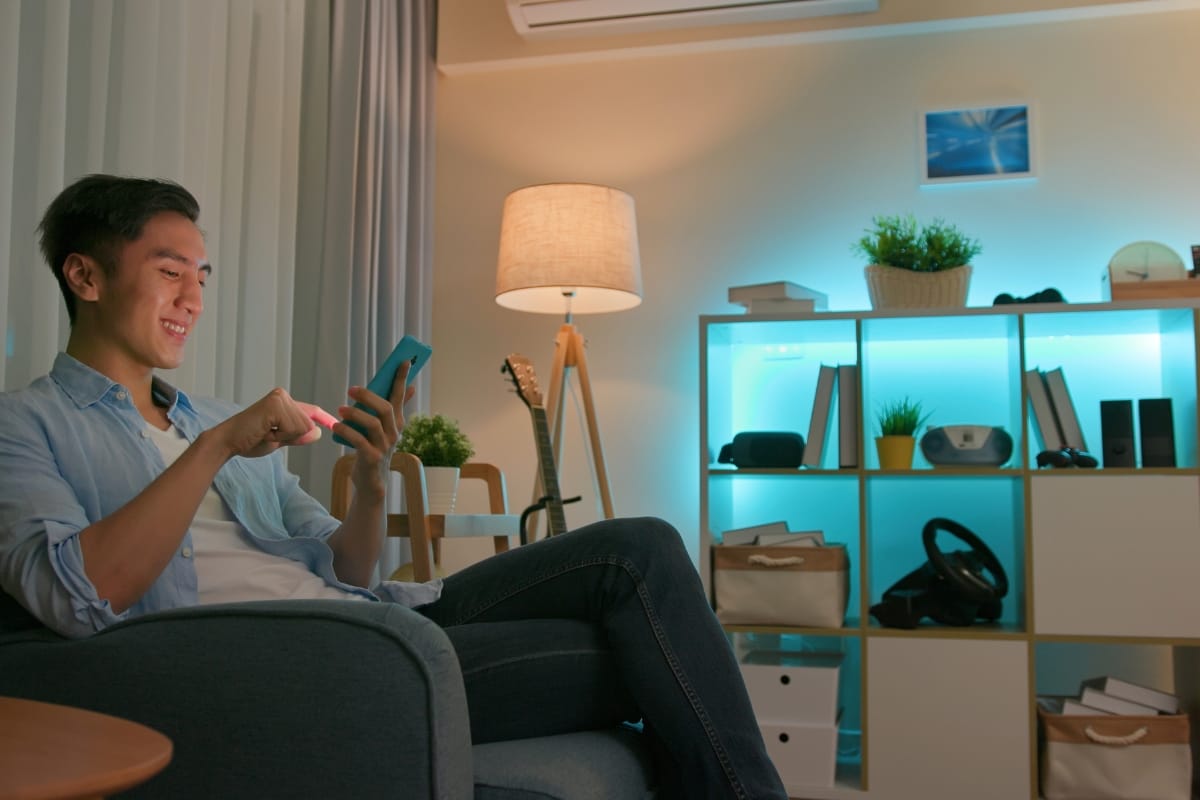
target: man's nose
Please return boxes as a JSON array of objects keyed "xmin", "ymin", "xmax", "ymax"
[{"xmin": 178, "ymin": 272, "xmax": 204, "ymax": 317}]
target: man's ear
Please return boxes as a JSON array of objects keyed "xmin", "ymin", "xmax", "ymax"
[{"xmin": 62, "ymin": 254, "xmax": 105, "ymax": 304}]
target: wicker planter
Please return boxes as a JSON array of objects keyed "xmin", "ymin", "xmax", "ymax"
[{"xmin": 865, "ymin": 264, "xmax": 972, "ymax": 310}]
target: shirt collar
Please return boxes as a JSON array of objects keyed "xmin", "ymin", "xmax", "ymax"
[{"xmin": 50, "ymin": 352, "xmax": 195, "ymax": 414}]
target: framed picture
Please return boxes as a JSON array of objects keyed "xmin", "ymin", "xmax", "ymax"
[{"xmin": 919, "ymin": 103, "xmax": 1035, "ymax": 185}]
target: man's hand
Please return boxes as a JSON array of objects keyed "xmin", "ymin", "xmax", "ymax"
[
  {"xmin": 332, "ymin": 361, "xmax": 416, "ymax": 501},
  {"xmin": 211, "ymin": 388, "xmax": 319, "ymax": 459},
  {"xmin": 326, "ymin": 361, "xmax": 416, "ymax": 587}
]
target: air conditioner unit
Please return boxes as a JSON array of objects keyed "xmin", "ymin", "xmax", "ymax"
[{"xmin": 506, "ymin": 0, "xmax": 880, "ymax": 38}]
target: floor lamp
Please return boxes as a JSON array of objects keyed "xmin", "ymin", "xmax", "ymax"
[{"xmin": 495, "ymin": 183, "xmax": 643, "ymax": 537}]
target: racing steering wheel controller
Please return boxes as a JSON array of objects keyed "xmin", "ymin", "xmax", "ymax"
[{"xmin": 870, "ymin": 518, "xmax": 1009, "ymax": 629}]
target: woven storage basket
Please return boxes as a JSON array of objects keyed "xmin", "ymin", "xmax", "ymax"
[{"xmin": 865, "ymin": 264, "xmax": 972, "ymax": 309}]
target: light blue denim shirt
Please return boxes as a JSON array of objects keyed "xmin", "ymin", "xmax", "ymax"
[{"xmin": 0, "ymin": 353, "xmax": 416, "ymax": 638}]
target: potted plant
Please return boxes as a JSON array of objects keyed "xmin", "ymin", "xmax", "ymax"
[
  {"xmin": 397, "ymin": 414, "xmax": 475, "ymax": 514},
  {"xmin": 852, "ymin": 214, "xmax": 982, "ymax": 309},
  {"xmin": 874, "ymin": 397, "xmax": 930, "ymax": 469}
]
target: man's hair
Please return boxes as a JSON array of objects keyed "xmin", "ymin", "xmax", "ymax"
[{"xmin": 38, "ymin": 174, "xmax": 201, "ymax": 324}]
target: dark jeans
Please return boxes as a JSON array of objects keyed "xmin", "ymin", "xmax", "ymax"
[{"xmin": 418, "ymin": 517, "xmax": 787, "ymax": 800}]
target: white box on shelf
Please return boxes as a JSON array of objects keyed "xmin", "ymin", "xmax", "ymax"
[
  {"xmin": 740, "ymin": 650, "xmax": 842, "ymax": 725},
  {"xmin": 761, "ymin": 714, "xmax": 841, "ymax": 789}
]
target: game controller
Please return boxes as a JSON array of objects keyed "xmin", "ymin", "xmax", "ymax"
[
  {"xmin": 993, "ymin": 288, "xmax": 1066, "ymax": 305},
  {"xmin": 1036, "ymin": 447, "xmax": 1098, "ymax": 468}
]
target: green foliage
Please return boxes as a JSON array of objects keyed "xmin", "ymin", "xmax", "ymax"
[
  {"xmin": 876, "ymin": 397, "xmax": 931, "ymax": 437},
  {"xmin": 398, "ymin": 414, "xmax": 475, "ymax": 468},
  {"xmin": 853, "ymin": 214, "xmax": 982, "ymax": 273}
]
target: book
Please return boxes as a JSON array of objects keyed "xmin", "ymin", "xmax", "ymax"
[
  {"xmin": 1037, "ymin": 695, "xmax": 1109, "ymax": 716},
  {"xmin": 745, "ymin": 297, "xmax": 822, "ymax": 314},
  {"xmin": 721, "ymin": 521, "xmax": 789, "ymax": 546},
  {"xmin": 754, "ymin": 530, "xmax": 825, "ymax": 547},
  {"xmin": 728, "ymin": 281, "xmax": 829, "ymax": 309},
  {"xmin": 1082, "ymin": 676, "xmax": 1180, "ymax": 714},
  {"xmin": 802, "ymin": 364, "xmax": 837, "ymax": 468},
  {"xmin": 1042, "ymin": 367, "xmax": 1088, "ymax": 451},
  {"xmin": 1025, "ymin": 368, "xmax": 1065, "ymax": 451},
  {"xmin": 1077, "ymin": 686, "xmax": 1160, "ymax": 716},
  {"xmin": 1036, "ymin": 696, "xmax": 1063, "ymax": 714},
  {"xmin": 837, "ymin": 364, "xmax": 859, "ymax": 468},
  {"xmin": 1062, "ymin": 698, "xmax": 1112, "ymax": 716}
]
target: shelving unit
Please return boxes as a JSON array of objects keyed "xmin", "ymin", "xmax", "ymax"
[{"xmin": 699, "ymin": 300, "xmax": 1200, "ymax": 800}]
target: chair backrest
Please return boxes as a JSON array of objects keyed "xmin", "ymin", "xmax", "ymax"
[
  {"xmin": 330, "ymin": 455, "xmax": 510, "ymax": 519},
  {"xmin": 330, "ymin": 454, "xmax": 512, "ymax": 582}
]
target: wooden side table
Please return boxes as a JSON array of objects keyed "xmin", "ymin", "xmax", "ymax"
[{"xmin": 0, "ymin": 696, "xmax": 172, "ymax": 799}]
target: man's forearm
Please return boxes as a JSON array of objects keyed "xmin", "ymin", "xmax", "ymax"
[
  {"xmin": 328, "ymin": 489, "xmax": 386, "ymax": 588},
  {"xmin": 77, "ymin": 429, "xmax": 230, "ymax": 614}
]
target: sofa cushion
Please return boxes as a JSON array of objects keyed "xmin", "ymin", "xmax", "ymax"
[{"xmin": 473, "ymin": 727, "xmax": 656, "ymax": 800}]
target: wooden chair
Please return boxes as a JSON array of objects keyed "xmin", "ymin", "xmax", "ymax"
[{"xmin": 330, "ymin": 453, "xmax": 518, "ymax": 582}]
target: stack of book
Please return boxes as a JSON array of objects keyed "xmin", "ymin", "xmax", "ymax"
[
  {"xmin": 1025, "ymin": 366, "xmax": 1088, "ymax": 452},
  {"xmin": 1039, "ymin": 675, "xmax": 1181, "ymax": 716},
  {"xmin": 728, "ymin": 281, "xmax": 829, "ymax": 314},
  {"xmin": 802, "ymin": 363, "xmax": 858, "ymax": 469},
  {"xmin": 719, "ymin": 521, "xmax": 825, "ymax": 547}
]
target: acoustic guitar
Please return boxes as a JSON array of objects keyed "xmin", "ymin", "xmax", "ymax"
[{"xmin": 502, "ymin": 353, "xmax": 570, "ymax": 541}]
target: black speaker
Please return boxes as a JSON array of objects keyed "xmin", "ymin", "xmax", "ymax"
[
  {"xmin": 1138, "ymin": 398, "xmax": 1176, "ymax": 468},
  {"xmin": 717, "ymin": 431, "xmax": 805, "ymax": 468},
  {"xmin": 1099, "ymin": 400, "xmax": 1136, "ymax": 468}
]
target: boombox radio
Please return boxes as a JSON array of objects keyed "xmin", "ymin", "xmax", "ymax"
[{"xmin": 919, "ymin": 426, "xmax": 1013, "ymax": 467}]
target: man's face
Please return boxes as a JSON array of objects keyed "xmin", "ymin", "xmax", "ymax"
[{"xmin": 91, "ymin": 211, "xmax": 210, "ymax": 373}]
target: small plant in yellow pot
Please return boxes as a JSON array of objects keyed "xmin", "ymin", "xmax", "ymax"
[{"xmin": 875, "ymin": 397, "xmax": 930, "ymax": 470}]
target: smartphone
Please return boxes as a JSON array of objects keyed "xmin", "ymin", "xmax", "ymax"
[{"xmin": 333, "ymin": 335, "xmax": 432, "ymax": 446}]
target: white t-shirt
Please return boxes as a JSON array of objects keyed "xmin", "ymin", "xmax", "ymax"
[{"xmin": 145, "ymin": 423, "xmax": 365, "ymax": 604}]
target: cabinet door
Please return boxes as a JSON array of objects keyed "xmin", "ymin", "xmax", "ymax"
[
  {"xmin": 866, "ymin": 637, "xmax": 1030, "ymax": 800},
  {"xmin": 1032, "ymin": 475, "xmax": 1200, "ymax": 638}
]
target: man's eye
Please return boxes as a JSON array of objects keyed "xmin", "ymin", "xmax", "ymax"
[{"xmin": 162, "ymin": 269, "xmax": 180, "ymax": 279}]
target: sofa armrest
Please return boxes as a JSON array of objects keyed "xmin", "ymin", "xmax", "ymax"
[{"xmin": 0, "ymin": 599, "xmax": 472, "ymax": 800}]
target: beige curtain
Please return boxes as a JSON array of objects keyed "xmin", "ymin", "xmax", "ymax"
[
  {"xmin": 0, "ymin": 0, "xmax": 437, "ymax": 580},
  {"xmin": 290, "ymin": 0, "xmax": 437, "ymax": 581},
  {"xmin": 0, "ymin": 0, "xmax": 307, "ymax": 403}
]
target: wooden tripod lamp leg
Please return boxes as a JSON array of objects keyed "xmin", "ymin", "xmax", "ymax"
[
  {"xmin": 530, "ymin": 323, "xmax": 615, "ymax": 538},
  {"xmin": 566, "ymin": 327, "xmax": 615, "ymax": 520}
]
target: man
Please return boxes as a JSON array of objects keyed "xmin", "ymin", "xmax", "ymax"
[
  {"xmin": 1, "ymin": 175, "xmax": 421, "ymax": 637},
  {"xmin": 0, "ymin": 174, "xmax": 786, "ymax": 799}
]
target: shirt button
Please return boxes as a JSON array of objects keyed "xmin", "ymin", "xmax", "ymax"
[
  {"xmin": 116, "ymin": 391, "xmax": 127, "ymax": 401},
  {"xmin": 140, "ymin": 430, "xmax": 149, "ymax": 439},
  {"xmin": 181, "ymin": 547, "xmax": 193, "ymax": 558}
]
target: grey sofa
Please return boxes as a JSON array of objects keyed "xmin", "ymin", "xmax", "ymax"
[{"xmin": 0, "ymin": 592, "xmax": 657, "ymax": 799}]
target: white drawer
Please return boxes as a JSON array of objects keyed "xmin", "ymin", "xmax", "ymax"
[
  {"xmin": 761, "ymin": 717, "xmax": 840, "ymax": 789},
  {"xmin": 740, "ymin": 651, "xmax": 841, "ymax": 725}
]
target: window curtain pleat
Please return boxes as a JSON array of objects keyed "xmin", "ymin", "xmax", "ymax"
[{"xmin": 290, "ymin": 0, "xmax": 436, "ymax": 582}]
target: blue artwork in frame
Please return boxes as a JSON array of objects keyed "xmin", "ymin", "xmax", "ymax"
[{"xmin": 920, "ymin": 103, "xmax": 1035, "ymax": 185}]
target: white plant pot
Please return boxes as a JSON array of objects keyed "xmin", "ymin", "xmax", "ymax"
[{"xmin": 422, "ymin": 466, "xmax": 460, "ymax": 515}]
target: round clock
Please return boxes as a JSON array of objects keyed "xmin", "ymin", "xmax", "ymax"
[{"xmin": 1107, "ymin": 241, "xmax": 1187, "ymax": 282}]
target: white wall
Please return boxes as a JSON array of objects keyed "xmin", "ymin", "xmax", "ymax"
[{"xmin": 432, "ymin": 8, "xmax": 1200, "ymax": 562}]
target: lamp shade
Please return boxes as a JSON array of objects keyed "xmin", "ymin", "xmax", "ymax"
[{"xmin": 495, "ymin": 183, "xmax": 643, "ymax": 315}]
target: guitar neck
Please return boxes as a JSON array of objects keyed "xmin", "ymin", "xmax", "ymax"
[{"xmin": 529, "ymin": 406, "xmax": 567, "ymax": 536}]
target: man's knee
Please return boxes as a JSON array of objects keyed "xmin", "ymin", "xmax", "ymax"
[{"xmin": 587, "ymin": 516, "xmax": 690, "ymax": 569}]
